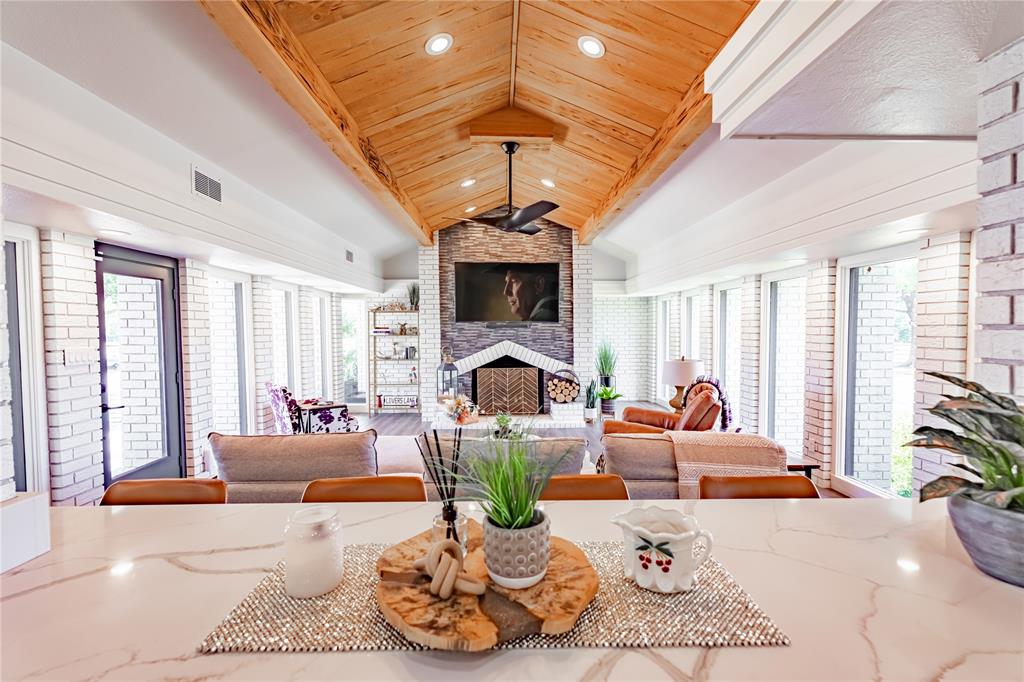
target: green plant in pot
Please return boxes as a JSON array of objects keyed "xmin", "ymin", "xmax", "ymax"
[
  {"xmin": 494, "ymin": 411, "xmax": 513, "ymax": 439},
  {"xmin": 595, "ymin": 341, "xmax": 617, "ymax": 389},
  {"xmin": 584, "ymin": 380, "xmax": 598, "ymax": 423},
  {"xmin": 457, "ymin": 439, "xmax": 563, "ymax": 589},
  {"xmin": 597, "ymin": 385, "xmax": 622, "ymax": 417},
  {"xmin": 908, "ymin": 371, "xmax": 1023, "ymax": 587}
]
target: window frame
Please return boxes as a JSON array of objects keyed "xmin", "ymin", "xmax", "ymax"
[
  {"xmin": 206, "ymin": 265, "xmax": 256, "ymax": 435},
  {"xmin": 267, "ymin": 280, "xmax": 301, "ymax": 394},
  {"xmin": 3, "ymin": 223, "xmax": 48, "ymax": 493},
  {"xmin": 712, "ymin": 279, "xmax": 742, "ymax": 393},
  {"xmin": 310, "ymin": 289, "xmax": 333, "ymax": 399},
  {"xmin": 832, "ymin": 243, "xmax": 920, "ymax": 499},
  {"xmin": 758, "ymin": 265, "xmax": 809, "ymax": 441},
  {"xmin": 336, "ymin": 294, "xmax": 369, "ymax": 413}
]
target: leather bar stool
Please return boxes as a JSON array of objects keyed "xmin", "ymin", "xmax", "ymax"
[
  {"xmin": 698, "ymin": 474, "xmax": 820, "ymax": 500},
  {"xmin": 100, "ymin": 479, "xmax": 228, "ymax": 505},
  {"xmin": 302, "ymin": 475, "xmax": 428, "ymax": 503},
  {"xmin": 540, "ymin": 474, "xmax": 630, "ymax": 501}
]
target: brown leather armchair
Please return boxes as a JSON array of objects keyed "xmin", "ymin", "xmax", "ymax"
[{"xmin": 602, "ymin": 390, "xmax": 720, "ymax": 435}]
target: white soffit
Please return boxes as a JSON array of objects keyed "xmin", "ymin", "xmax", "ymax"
[{"xmin": 0, "ymin": 0, "xmax": 411, "ymax": 259}]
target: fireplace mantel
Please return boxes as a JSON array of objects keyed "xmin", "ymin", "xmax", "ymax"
[{"xmin": 454, "ymin": 340, "xmax": 569, "ymax": 375}]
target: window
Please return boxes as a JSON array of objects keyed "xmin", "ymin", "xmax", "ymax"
[
  {"xmin": 208, "ymin": 268, "xmax": 253, "ymax": 434},
  {"xmin": 683, "ymin": 292, "xmax": 701, "ymax": 360},
  {"xmin": 309, "ymin": 292, "xmax": 331, "ymax": 398},
  {"xmin": 836, "ymin": 249, "xmax": 918, "ymax": 498},
  {"xmin": 655, "ymin": 297, "xmax": 672, "ymax": 400},
  {"xmin": 4, "ymin": 241, "xmax": 27, "ymax": 492},
  {"xmin": 338, "ymin": 297, "xmax": 368, "ymax": 408},
  {"xmin": 714, "ymin": 282, "xmax": 742, "ymax": 406},
  {"xmin": 762, "ymin": 273, "xmax": 807, "ymax": 458},
  {"xmin": 268, "ymin": 284, "xmax": 298, "ymax": 390}
]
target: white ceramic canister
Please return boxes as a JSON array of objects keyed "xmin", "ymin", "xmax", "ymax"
[{"xmin": 284, "ymin": 506, "xmax": 345, "ymax": 598}]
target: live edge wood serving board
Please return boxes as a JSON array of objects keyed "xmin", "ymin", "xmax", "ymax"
[{"xmin": 376, "ymin": 519, "xmax": 599, "ymax": 651}]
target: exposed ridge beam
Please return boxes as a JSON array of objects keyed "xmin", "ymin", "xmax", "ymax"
[
  {"xmin": 509, "ymin": 0, "xmax": 521, "ymax": 106},
  {"xmin": 197, "ymin": 0, "xmax": 433, "ymax": 246},
  {"xmin": 579, "ymin": 74, "xmax": 712, "ymax": 244}
]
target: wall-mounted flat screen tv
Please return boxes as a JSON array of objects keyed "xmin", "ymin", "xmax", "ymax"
[{"xmin": 455, "ymin": 262, "xmax": 559, "ymax": 323}]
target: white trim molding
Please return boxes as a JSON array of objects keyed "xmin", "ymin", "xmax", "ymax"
[{"xmin": 705, "ymin": 0, "xmax": 882, "ymax": 139}]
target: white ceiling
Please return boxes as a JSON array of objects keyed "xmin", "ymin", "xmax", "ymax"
[
  {"xmin": 0, "ymin": 0, "xmax": 410, "ymax": 260},
  {"xmin": 732, "ymin": 0, "xmax": 1024, "ymax": 138}
]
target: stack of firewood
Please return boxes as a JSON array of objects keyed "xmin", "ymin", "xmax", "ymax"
[{"xmin": 546, "ymin": 376, "xmax": 580, "ymax": 403}]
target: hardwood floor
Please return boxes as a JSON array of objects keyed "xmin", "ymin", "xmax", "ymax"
[{"xmin": 356, "ymin": 403, "xmax": 846, "ymax": 498}]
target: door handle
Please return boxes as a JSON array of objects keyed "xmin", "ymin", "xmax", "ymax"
[{"xmin": 101, "ymin": 404, "xmax": 125, "ymax": 413}]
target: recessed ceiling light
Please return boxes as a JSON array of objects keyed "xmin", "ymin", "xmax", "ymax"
[
  {"xmin": 98, "ymin": 229, "xmax": 131, "ymax": 237},
  {"xmin": 464, "ymin": 205, "xmax": 477, "ymax": 213},
  {"xmin": 577, "ymin": 35, "xmax": 605, "ymax": 58},
  {"xmin": 425, "ymin": 33, "xmax": 453, "ymax": 56},
  {"xmin": 540, "ymin": 178, "xmax": 556, "ymax": 188},
  {"xmin": 460, "ymin": 178, "xmax": 476, "ymax": 188}
]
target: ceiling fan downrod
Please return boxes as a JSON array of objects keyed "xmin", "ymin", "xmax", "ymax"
[{"xmin": 501, "ymin": 140, "xmax": 519, "ymax": 213}]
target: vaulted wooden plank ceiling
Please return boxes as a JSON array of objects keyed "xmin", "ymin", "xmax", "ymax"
[{"xmin": 200, "ymin": 0, "xmax": 754, "ymax": 244}]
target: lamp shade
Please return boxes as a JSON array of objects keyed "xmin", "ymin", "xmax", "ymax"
[{"xmin": 662, "ymin": 357, "xmax": 703, "ymax": 387}]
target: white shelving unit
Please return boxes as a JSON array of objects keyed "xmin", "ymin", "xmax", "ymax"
[{"xmin": 367, "ymin": 309, "xmax": 420, "ymax": 415}]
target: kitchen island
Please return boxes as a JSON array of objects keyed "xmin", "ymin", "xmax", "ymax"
[{"xmin": 2, "ymin": 499, "xmax": 1021, "ymax": 680}]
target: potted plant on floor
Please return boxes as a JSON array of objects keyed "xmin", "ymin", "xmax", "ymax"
[
  {"xmin": 595, "ymin": 341, "xmax": 617, "ymax": 390},
  {"xmin": 584, "ymin": 380, "xmax": 598, "ymax": 423},
  {"xmin": 458, "ymin": 439, "xmax": 564, "ymax": 589},
  {"xmin": 909, "ymin": 371, "xmax": 1023, "ymax": 587},
  {"xmin": 597, "ymin": 385, "xmax": 622, "ymax": 417}
]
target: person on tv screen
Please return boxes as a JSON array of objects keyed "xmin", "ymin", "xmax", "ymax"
[{"xmin": 503, "ymin": 264, "xmax": 557, "ymax": 322}]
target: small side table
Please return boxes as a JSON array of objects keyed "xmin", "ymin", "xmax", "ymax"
[{"xmin": 787, "ymin": 459, "xmax": 821, "ymax": 479}]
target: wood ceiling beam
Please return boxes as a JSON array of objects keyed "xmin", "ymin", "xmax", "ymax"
[
  {"xmin": 468, "ymin": 107, "xmax": 554, "ymax": 149},
  {"xmin": 197, "ymin": 0, "xmax": 433, "ymax": 246},
  {"xmin": 578, "ymin": 74, "xmax": 712, "ymax": 245}
]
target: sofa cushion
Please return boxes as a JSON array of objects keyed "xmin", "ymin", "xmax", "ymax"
[
  {"xmin": 601, "ymin": 433, "xmax": 677, "ymax": 482},
  {"xmin": 208, "ymin": 431, "xmax": 378, "ymax": 482}
]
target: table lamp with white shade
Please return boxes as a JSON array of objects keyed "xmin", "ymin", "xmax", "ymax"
[{"xmin": 662, "ymin": 357, "xmax": 704, "ymax": 412}]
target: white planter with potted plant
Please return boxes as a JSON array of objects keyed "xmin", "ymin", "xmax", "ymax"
[
  {"xmin": 457, "ymin": 438, "xmax": 564, "ymax": 589},
  {"xmin": 911, "ymin": 372, "xmax": 1023, "ymax": 587},
  {"xmin": 584, "ymin": 380, "xmax": 598, "ymax": 423}
]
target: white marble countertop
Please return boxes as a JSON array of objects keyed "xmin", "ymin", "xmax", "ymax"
[{"xmin": 2, "ymin": 499, "xmax": 1022, "ymax": 681}]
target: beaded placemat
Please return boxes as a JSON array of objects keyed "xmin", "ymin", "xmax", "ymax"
[{"xmin": 198, "ymin": 542, "xmax": 789, "ymax": 653}]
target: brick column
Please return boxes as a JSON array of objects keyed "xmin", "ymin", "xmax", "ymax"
[
  {"xmin": 803, "ymin": 259, "xmax": 837, "ymax": 487},
  {"xmin": 178, "ymin": 259, "xmax": 213, "ymax": 477},
  {"xmin": 975, "ymin": 38, "xmax": 1024, "ymax": 399},
  {"xmin": 739, "ymin": 275, "xmax": 761, "ymax": 432},
  {"xmin": 297, "ymin": 287, "xmax": 315, "ymax": 396},
  {"xmin": 0, "ymin": 249, "xmax": 15, "ymax": 501},
  {"xmin": 572, "ymin": 236, "xmax": 595, "ymax": 395},
  {"xmin": 40, "ymin": 231, "xmax": 104, "ymax": 505},
  {"xmin": 418, "ymin": 246, "xmax": 441, "ymax": 422},
  {"xmin": 251, "ymin": 276, "xmax": 276, "ymax": 434},
  {"xmin": 913, "ymin": 232, "xmax": 972, "ymax": 492}
]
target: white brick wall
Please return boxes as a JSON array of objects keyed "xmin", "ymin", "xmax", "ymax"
[
  {"xmin": 418, "ymin": 246, "xmax": 441, "ymax": 421},
  {"xmin": 208, "ymin": 277, "xmax": 243, "ymax": 434},
  {"xmin": 40, "ymin": 231, "xmax": 104, "ymax": 506},
  {"xmin": 594, "ymin": 295, "xmax": 655, "ymax": 401},
  {"xmin": 0, "ymin": 246, "xmax": 15, "ymax": 501},
  {"xmin": 250, "ymin": 276, "xmax": 276, "ymax": 434},
  {"xmin": 739, "ymin": 275, "xmax": 760, "ymax": 431},
  {"xmin": 803, "ymin": 259, "xmax": 837, "ymax": 487},
  {"xmin": 975, "ymin": 38, "xmax": 1024, "ymax": 399},
  {"xmin": 913, "ymin": 232, "xmax": 972, "ymax": 492},
  {"xmin": 767, "ymin": 276, "xmax": 807, "ymax": 458},
  {"xmin": 179, "ymin": 260, "xmax": 213, "ymax": 477},
  {"xmin": 572, "ymin": 237, "xmax": 595, "ymax": 395},
  {"xmin": 298, "ymin": 287, "xmax": 316, "ymax": 396}
]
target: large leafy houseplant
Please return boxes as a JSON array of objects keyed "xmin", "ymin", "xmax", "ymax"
[
  {"xmin": 595, "ymin": 341, "xmax": 617, "ymax": 388},
  {"xmin": 908, "ymin": 371, "xmax": 1023, "ymax": 587}
]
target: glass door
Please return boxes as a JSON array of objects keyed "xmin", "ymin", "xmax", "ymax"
[
  {"xmin": 96, "ymin": 244, "xmax": 184, "ymax": 483},
  {"xmin": 339, "ymin": 298, "xmax": 368, "ymax": 410}
]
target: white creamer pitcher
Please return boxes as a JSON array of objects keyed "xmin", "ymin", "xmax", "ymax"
[{"xmin": 611, "ymin": 506, "xmax": 713, "ymax": 593}]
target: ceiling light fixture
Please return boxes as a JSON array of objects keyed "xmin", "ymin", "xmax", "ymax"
[
  {"xmin": 460, "ymin": 178, "xmax": 476, "ymax": 188},
  {"xmin": 464, "ymin": 205, "xmax": 477, "ymax": 213},
  {"xmin": 577, "ymin": 35, "xmax": 605, "ymax": 58},
  {"xmin": 425, "ymin": 33, "xmax": 453, "ymax": 56},
  {"xmin": 540, "ymin": 178, "xmax": 556, "ymax": 188}
]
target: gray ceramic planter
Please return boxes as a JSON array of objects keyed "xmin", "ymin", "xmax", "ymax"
[
  {"xmin": 483, "ymin": 511, "xmax": 550, "ymax": 589},
  {"xmin": 948, "ymin": 494, "xmax": 1024, "ymax": 588}
]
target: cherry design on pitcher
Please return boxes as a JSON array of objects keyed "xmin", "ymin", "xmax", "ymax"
[{"xmin": 636, "ymin": 536, "xmax": 674, "ymax": 573}]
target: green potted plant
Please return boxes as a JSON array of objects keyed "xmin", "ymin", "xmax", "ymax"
[
  {"xmin": 407, "ymin": 282, "xmax": 420, "ymax": 310},
  {"xmin": 493, "ymin": 411, "xmax": 513, "ymax": 439},
  {"xmin": 597, "ymin": 385, "xmax": 623, "ymax": 417},
  {"xmin": 909, "ymin": 371, "xmax": 1023, "ymax": 587},
  {"xmin": 584, "ymin": 379, "xmax": 598, "ymax": 423},
  {"xmin": 457, "ymin": 439, "xmax": 563, "ymax": 589},
  {"xmin": 595, "ymin": 341, "xmax": 617, "ymax": 390}
]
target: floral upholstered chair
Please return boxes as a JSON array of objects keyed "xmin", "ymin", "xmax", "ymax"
[{"xmin": 266, "ymin": 383, "xmax": 302, "ymax": 435}]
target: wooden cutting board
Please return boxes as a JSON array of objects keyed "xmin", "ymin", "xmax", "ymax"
[{"xmin": 376, "ymin": 518, "xmax": 599, "ymax": 651}]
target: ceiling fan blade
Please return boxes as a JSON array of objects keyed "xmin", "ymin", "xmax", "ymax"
[
  {"xmin": 516, "ymin": 222, "xmax": 542, "ymax": 236},
  {"xmin": 496, "ymin": 200, "xmax": 558, "ymax": 230}
]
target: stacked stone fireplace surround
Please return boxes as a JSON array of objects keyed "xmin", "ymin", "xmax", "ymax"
[{"xmin": 416, "ymin": 220, "xmax": 594, "ymax": 423}]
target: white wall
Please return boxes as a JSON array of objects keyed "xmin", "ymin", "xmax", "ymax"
[{"xmin": 594, "ymin": 296, "xmax": 655, "ymax": 402}]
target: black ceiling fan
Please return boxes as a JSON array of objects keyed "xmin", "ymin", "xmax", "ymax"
[{"xmin": 446, "ymin": 141, "xmax": 558, "ymax": 235}]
